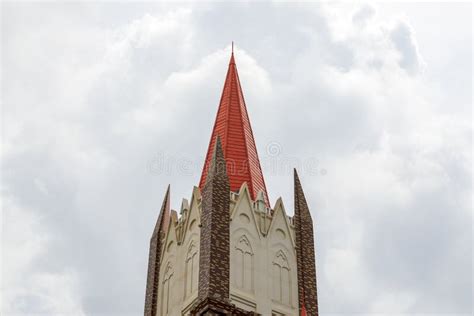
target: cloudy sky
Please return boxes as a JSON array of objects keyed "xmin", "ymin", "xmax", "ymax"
[{"xmin": 2, "ymin": 2, "xmax": 472, "ymax": 315}]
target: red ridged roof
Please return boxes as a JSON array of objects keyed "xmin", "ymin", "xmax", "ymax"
[
  {"xmin": 301, "ymin": 305, "xmax": 308, "ymax": 316},
  {"xmin": 199, "ymin": 51, "xmax": 269, "ymax": 206}
]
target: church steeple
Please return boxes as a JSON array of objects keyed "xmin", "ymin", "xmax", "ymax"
[
  {"xmin": 199, "ymin": 47, "xmax": 269, "ymax": 206},
  {"xmin": 145, "ymin": 46, "xmax": 319, "ymax": 316}
]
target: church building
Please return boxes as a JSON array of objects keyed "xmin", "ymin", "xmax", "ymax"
[{"xmin": 144, "ymin": 48, "xmax": 319, "ymax": 316}]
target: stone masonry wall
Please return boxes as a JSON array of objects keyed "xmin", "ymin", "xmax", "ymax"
[
  {"xmin": 144, "ymin": 186, "xmax": 170, "ymax": 316},
  {"xmin": 294, "ymin": 170, "xmax": 319, "ymax": 316},
  {"xmin": 195, "ymin": 137, "xmax": 231, "ymax": 309}
]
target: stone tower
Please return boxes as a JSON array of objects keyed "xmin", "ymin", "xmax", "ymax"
[{"xmin": 144, "ymin": 49, "xmax": 319, "ymax": 316}]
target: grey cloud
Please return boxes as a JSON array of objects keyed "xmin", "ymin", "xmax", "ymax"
[
  {"xmin": 352, "ymin": 4, "xmax": 376, "ymax": 27},
  {"xmin": 390, "ymin": 19, "xmax": 425, "ymax": 75}
]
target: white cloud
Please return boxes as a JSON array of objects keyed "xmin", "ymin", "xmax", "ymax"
[{"xmin": 2, "ymin": 198, "xmax": 84, "ymax": 315}]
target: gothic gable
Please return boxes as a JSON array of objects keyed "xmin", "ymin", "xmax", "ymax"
[
  {"xmin": 231, "ymin": 183, "xmax": 262, "ymax": 240},
  {"xmin": 268, "ymin": 198, "xmax": 296, "ymax": 250}
]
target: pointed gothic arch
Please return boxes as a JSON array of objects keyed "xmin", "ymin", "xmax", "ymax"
[
  {"xmin": 272, "ymin": 250, "xmax": 292, "ymax": 306},
  {"xmin": 184, "ymin": 241, "xmax": 199, "ymax": 299},
  {"xmin": 234, "ymin": 235, "xmax": 254, "ymax": 293},
  {"xmin": 161, "ymin": 261, "xmax": 174, "ymax": 315}
]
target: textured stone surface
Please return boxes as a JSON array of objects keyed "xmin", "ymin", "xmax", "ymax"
[
  {"xmin": 193, "ymin": 137, "xmax": 232, "ymax": 312},
  {"xmin": 144, "ymin": 186, "xmax": 170, "ymax": 316},
  {"xmin": 294, "ymin": 169, "xmax": 319, "ymax": 316}
]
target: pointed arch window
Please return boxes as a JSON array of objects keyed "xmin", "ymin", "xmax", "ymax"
[
  {"xmin": 234, "ymin": 235, "xmax": 254, "ymax": 292},
  {"xmin": 272, "ymin": 250, "xmax": 291, "ymax": 305},
  {"xmin": 184, "ymin": 241, "xmax": 198, "ymax": 298},
  {"xmin": 161, "ymin": 262, "xmax": 174, "ymax": 315}
]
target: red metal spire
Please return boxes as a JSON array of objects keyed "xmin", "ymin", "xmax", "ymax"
[
  {"xmin": 301, "ymin": 305, "xmax": 308, "ymax": 316},
  {"xmin": 199, "ymin": 47, "xmax": 269, "ymax": 206}
]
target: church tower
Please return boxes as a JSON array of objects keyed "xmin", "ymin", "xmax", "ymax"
[{"xmin": 144, "ymin": 48, "xmax": 319, "ymax": 316}]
